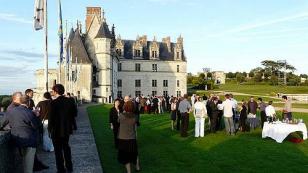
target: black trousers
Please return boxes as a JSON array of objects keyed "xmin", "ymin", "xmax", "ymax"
[
  {"xmin": 180, "ymin": 113, "xmax": 189, "ymax": 137},
  {"xmin": 176, "ymin": 111, "xmax": 181, "ymax": 131},
  {"xmin": 72, "ymin": 117, "xmax": 77, "ymax": 130},
  {"xmin": 260, "ymin": 111, "xmax": 266, "ymax": 128},
  {"xmin": 210, "ymin": 112, "xmax": 219, "ymax": 132},
  {"xmin": 52, "ymin": 136, "xmax": 73, "ymax": 173},
  {"xmin": 113, "ymin": 125, "xmax": 119, "ymax": 148}
]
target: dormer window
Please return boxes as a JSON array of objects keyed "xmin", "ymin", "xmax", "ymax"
[
  {"xmin": 152, "ymin": 51, "xmax": 158, "ymax": 58},
  {"xmin": 134, "ymin": 49, "xmax": 141, "ymax": 57}
]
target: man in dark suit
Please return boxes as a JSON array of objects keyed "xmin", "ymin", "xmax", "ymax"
[
  {"xmin": 48, "ymin": 84, "xmax": 77, "ymax": 173},
  {"xmin": 66, "ymin": 92, "xmax": 78, "ymax": 130}
]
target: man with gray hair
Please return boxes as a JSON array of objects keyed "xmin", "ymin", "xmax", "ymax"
[
  {"xmin": 4, "ymin": 95, "xmax": 40, "ymax": 173},
  {"xmin": 1, "ymin": 92, "xmax": 23, "ymax": 130}
]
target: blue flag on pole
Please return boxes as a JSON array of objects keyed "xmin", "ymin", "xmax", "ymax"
[{"xmin": 58, "ymin": 0, "xmax": 63, "ymax": 63}]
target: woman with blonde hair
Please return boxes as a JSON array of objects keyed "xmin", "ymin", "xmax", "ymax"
[{"xmin": 117, "ymin": 100, "xmax": 141, "ymax": 173}]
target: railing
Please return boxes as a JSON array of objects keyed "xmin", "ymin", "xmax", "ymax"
[{"xmin": 0, "ymin": 115, "xmax": 22, "ymax": 173}]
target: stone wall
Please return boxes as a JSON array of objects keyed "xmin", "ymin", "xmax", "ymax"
[
  {"xmin": 0, "ymin": 130, "xmax": 22, "ymax": 173},
  {"xmin": 118, "ymin": 59, "xmax": 187, "ymax": 97}
]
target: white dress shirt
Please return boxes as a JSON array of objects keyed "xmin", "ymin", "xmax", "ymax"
[{"xmin": 265, "ymin": 105, "xmax": 276, "ymax": 117}]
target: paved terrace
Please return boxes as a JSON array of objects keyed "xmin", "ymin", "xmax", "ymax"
[{"xmin": 37, "ymin": 104, "xmax": 103, "ymax": 173}]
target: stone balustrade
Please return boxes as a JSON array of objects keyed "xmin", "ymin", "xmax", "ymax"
[{"xmin": 0, "ymin": 115, "xmax": 22, "ymax": 173}]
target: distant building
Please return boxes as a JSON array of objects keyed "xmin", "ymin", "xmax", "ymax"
[
  {"xmin": 35, "ymin": 7, "xmax": 187, "ymax": 103},
  {"xmin": 212, "ymin": 71, "xmax": 226, "ymax": 84},
  {"xmin": 301, "ymin": 77, "xmax": 307, "ymax": 83}
]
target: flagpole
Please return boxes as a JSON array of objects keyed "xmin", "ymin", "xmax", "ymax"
[
  {"xmin": 64, "ymin": 20, "xmax": 68, "ymax": 90},
  {"xmin": 58, "ymin": 0, "xmax": 61, "ymax": 84},
  {"xmin": 44, "ymin": 0, "xmax": 48, "ymax": 92}
]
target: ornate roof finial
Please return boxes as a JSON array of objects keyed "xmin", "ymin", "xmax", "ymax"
[{"xmin": 102, "ymin": 9, "xmax": 106, "ymax": 22}]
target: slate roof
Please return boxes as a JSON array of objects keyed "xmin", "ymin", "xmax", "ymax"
[
  {"xmin": 95, "ymin": 22, "xmax": 112, "ymax": 39},
  {"xmin": 70, "ymin": 29, "xmax": 91, "ymax": 64},
  {"xmin": 121, "ymin": 40, "xmax": 185, "ymax": 61}
]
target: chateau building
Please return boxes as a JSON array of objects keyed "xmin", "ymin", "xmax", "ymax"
[{"xmin": 35, "ymin": 7, "xmax": 187, "ymax": 103}]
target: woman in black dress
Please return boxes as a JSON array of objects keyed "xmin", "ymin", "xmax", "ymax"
[
  {"xmin": 109, "ymin": 99, "xmax": 121, "ymax": 148},
  {"xmin": 170, "ymin": 97, "xmax": 177, "ymax": 130},
  {"xmin": 239, "ymin": 100, "xmax": 248, "ymax": 132},
  {"xmin": 118, "ymin": 101, "xmax": 141, "ymax": 173}
]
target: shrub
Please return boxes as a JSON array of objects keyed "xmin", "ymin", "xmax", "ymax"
[{"xmin": 1, "ymin": 97, "xmax": 11, "ymax": 111}]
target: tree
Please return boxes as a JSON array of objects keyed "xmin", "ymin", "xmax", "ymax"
[
  {"xmin": 226, "ymin": 72, "xmax": 235, "ymax": 78},
  {"xmin": 254, "ymin": 73, "xmax": 263, "ymax": 82},
  {"xmin": 269, "ymin": 75, "xmax": 278, "ymax": 85},
  {"xmin": 249, "ymin": 71, "xmax": 254, "ymax": 78},
  {"xmin": 243, "ymin": 72, "xmax": 247, "ymax": 78},
  {"xmin": 1, "ymin": 97, "xmax": 11, "ymax": 111},
  {"xmin": 300, "ymin": 74, "xmax": 308, "ymax": 79},
  {"xmin": 206, "ymin": 72, "xmax": 212, "ymax": 80},
  {"xmin": 287, "ymin": 73, "xmax": 301, "ymax": 86},
  {"xmin": 236, "ymin": 73, "xmax": 245, "ymax": 84},
  {"xmin": 187, "ymin": 75, "xmax": 194, "ymax": 84}
]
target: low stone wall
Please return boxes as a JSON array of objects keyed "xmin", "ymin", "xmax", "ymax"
[{"xmin": 0, "ymin": 127, "xmax": 22, "ymax": 173}]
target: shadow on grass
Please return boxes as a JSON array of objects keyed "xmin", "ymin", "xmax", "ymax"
[{"xmin": 88, "ymin": 105, "xmax": 308, "ymax": 173}]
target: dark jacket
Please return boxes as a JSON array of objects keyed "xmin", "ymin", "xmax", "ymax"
[
  {"xmin": 208, "ymin": 100, "xmax": 220, "ymax": 118},
  {"xmin": 48, "ymin": 96, "xmax": 77, "ymax": 138},
  {"xmin": 109, "ymin": 107, "xmax": 120, "ymax": 126},
  {"xmin": 36, "ymin": 99, "xmax": 51, "ymax": 121},
  {"xmin": 4, "ymin": 105, "xmax": 40, "ymax": 148},
  {"xmin": 248, "ymin": 101, "xmax": 258, "ymax": 114},
  {"xmin": 1, "ymin": 102, "xmax": 20, "ymax": 130}
]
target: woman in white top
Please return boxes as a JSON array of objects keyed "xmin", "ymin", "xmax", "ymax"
[{"xmin": 193, "ymin": 97, "xmax": 208, "ymax": 137}]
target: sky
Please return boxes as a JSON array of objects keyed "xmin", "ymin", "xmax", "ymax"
[{"xmin": 1, "ymin": 0, "xmax": 308, "ymax": 94}]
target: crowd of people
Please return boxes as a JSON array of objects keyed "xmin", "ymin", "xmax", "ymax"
[
  {"xmin": 0, "ymin": 84, "xmax": 78, "ymax": 173},
  {"xmin": 109, "ymin": 92, "xmax": 293, "ymax": 171},
  {"xmin": 0, "ymin": 84, "xmax": 295, "ymax": 173}
]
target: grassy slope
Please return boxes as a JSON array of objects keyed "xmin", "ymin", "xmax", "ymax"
[
  {"xmin": 215, "ymin": 83, "xmax": 308, "ymax": 95},
  {"xmin": 88, "ymin": 104, "xmax": 308, "ymax": 173}
]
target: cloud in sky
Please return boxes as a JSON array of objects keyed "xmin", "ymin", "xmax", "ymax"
[
  {"xmin": 210, "ymin": 12, "xmax": 308, "ymax": 37},
  {"xmin": 0, "ymin": 13, "xmax": 32, "ymax": 24},
  {"xmin": 1, "ymin": 49, "xmax": 57, "ymax": 58}
]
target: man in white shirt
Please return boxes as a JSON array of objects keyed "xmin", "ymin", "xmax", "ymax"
[
  {"xmin": 193, "ymin": 97, "xmax": 207, "ymax": 137},
  {"xmin": 265, "ymin": 101, "xmax": 276, "ymax": 118},
  {"xmin": 218, "ymin": 94, "xmax": 235, "ymax": 135}
]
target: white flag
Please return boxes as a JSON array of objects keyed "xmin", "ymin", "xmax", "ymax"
[{"xmin": 33, "ymin": 0, "xmax": 45, "ymax": 30}]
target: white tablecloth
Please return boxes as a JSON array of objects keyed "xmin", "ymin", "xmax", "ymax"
[{"xmin": 262, "ymin": 122, "xmax": 307, "ymax": 143}]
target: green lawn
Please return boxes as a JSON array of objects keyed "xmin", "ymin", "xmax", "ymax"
[
  {"xmin": 216, "ymin": 83, "xmax": 308, "ymax": 95},
  {"xmin": 88, "ymin": 104, "xmax": 308, "ymax": 173},
  {"xmin": 274, "ymin": 103, "xmax": 308, "ymax": 110},
  {"xmin": 191, "ymin": 83, "xmax": 308, "ymax": 96}
]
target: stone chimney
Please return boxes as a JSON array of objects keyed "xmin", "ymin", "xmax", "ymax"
[
  {"xmin": 139, "ymin": 35, "xmax": 147, "ymax": 47},
  {"xmin": 162, "ymin": 36, "xmax": 171, "ymax": 52},
  {"xmin": 85, "ymin": 7, "xmax": 102, "ymax": 32}
]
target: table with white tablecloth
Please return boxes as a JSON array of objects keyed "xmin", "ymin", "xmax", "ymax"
[{"xmin": 262, "ymin": 122, "xmax": 307, "ymax": 143}]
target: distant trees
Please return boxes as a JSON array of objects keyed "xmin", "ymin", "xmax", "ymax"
[
  {"xmin": 1, "ymin": 96, "xmax": 11, "ymax": 111},
  {"xmin": 236, "ymin": 73, "xmax": 245, "ymax": 84},
  {"xmin": 223, "ymin": 59, "xmax": 304, "ymax": 86},
  {"xmin": 187, "ymin": 73, "xmax": 217, "ymax": 90}
]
